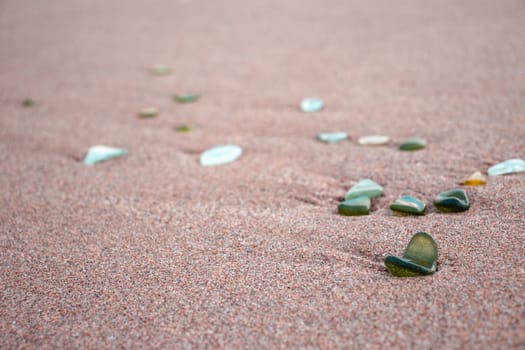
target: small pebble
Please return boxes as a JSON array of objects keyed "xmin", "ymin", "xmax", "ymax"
[{"xmin": 300, "ymin": 98, "xmax": 324, "ymax": 113}]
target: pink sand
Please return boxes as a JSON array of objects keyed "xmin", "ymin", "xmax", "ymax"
[{"xmin": 1, "ymin": 0, "xmax": 525, "ymax": 348}]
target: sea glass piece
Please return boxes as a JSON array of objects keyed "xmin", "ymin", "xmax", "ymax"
[
  {"xmin": 175, "ymin": 124, "xmax": 193, "ymax": 133},
  {"xmin": 174, "ymin": 93, "xmax": 199, "ymax": 103},
  {"xmin": 345, "ymin": 179, "xmax": 383, "ymax": 200},
  {"xmin": 316, "ymin": 132, "xmax": 348, "ymax": 144},
  {"xmin": 434, "ymin": 188, "xmax": 470, "ymax": 212},
  {"xmin": 487, "ymin": 158, "xmax": 525, "ymax": 176},
  {"xmin": 384, "ymin": 232, "xmax": 438, "ymax": 277},
  {"xmin": 138, "ymin": 107, "xmax": 158, "ymax": 118},
  {"xmin": 83, "ymin": 145, "xmax": 128, "ymax": 166},
  {"xmin": 390, "ymin": 195, "xmax": 426, "ymax": 215},
  {"xmin": 463, "ymin": 171, "xmax": 486, "ymax": 186},
  {"xmin": 200, "ymin": 144, "xmax": 242, "ymax": 167},
  {"xmin": 358, "ymin": 135, "xmax": 389, "ymax": 146},
  {"xmin": 399, "ymin": 137, "xmax": 426, "ymax": 151},
  {"xmin": 337, "ymin": 196, "xmax": 370, "ymax": 216},
  {"xmin": 300, "ymin": 98, "xmax": 324, "ymax": 112},
  {"xmin": 22, "ymin": 99, "xmax": 34, "ymax": 107},
  {"xmin": 151, "ymin": 64, "xmax": 171, "ymax": 75}
]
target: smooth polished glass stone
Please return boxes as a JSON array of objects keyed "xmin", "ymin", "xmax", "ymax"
[
  {"xmin": 316, "ymin": 132, "xmax": 348, "ymax": 144},
  {"xmin": 434, "ymin": 188, "xmax": 470, "ymax": 212},
  {"xmin": 83, "ymin": 145, "xmax": 128, "ymax": 166},
  {"xmin": 151, "ymin": 64, "xmax": 171, "ymax": 75},
  {"xmin": 300, "ymin": 98, "xmax": 324, "ymax": 112},
  {"xmin": 390, "ymin": 195, "xmax": 426, "ymax": 215},
  {"xmin": 463, "ymin": 171, "xmax": 486, "ymax": 186},
  {"xmin": 175, "ymin": 124, "xmax": 193, "ymax": 133},
  {"xmin": 138, "ymin": 107, "xmax": 159, "ymax": 118},
  {"xmin": 399, "ymin": 137, "xmax": 426, "ymax": 151},
  {"xmin": 345, "ymin": 179, "xmax": 383, "ymax": 200},
  {"xmin": 357, "ymin": 135, "xmax": 390, "ymax": 146},
  {"xmin": 174, "ymin": 93, "xmax": 199, "ymax": 103},
  {"xmin": 22, "ymin": 99, "xmax": 34, "ymax": 107},
  {"xmin": 200, "ymin": 144, "xmax": 242, "ymax": 167},
  {"xmin": 337, "ymin": 196, "xmax": 370, "ymax": 216},
  {"xmin": 384, "ymin": 232, "xmax": 437, "ymax": 277},
  {"xmin": 487, "ymin": 158, "xmax": 525, "ymax": 176}
]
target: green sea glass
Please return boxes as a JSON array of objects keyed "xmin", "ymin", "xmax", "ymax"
[
  {"xmin": 399, "ymin": 137, "xmax": 426, "ymax": 151},
  {"xmin": 138, "ymin": 107, "xmax": 158, "ymax": 118},
  {"xmin": 300, "ymin": 98, "xmax": 324, "ymax": 112},
  {"xmin": 487, "ymin": 159, "xmax": 525, "ymax": 176},
  {"xmin": 345, "ymin": 179, "xmax": 383, "ymax": 200},
  {"xmin": 384, "ymin": 232, "xmax": 438, "ymax": 277},
  {"xmin": 151, "ymin": 64, "xmax": 171, "ymax": 75},
  {"xmin": 390, "ymin": 195, "xmax": 426, "ymax": 215},
  {"xmin": 83, "ymin": 145, "xmax": 128, "ymax": 166},
  {"xmin": 337, "ymin": 196, "xmax": 370, "ymax": 216},
  {"xmin": 200, "ymin": 144, "xmax": 242, "ymax": 167},
  {"xmin": 174, "ymin": 93, "xmax": 199, "ymax": 103},
  {"xmin": 22, "ymin": 99, "xmax": 34, "ymax": 107},
  {"xmin": 434, "ymin": 188, "xmax": 470, "ymax": 212},
  {"xmin": 175, "ymin": 124, "xmax": 193, "ymax": 133},
  {"xmin": 316, "ymin": 132, "xmax": 348, "ymax": 144},
  {"xmin": 357, "ymin": 135, "xmax": 389, "ymax": 146}
]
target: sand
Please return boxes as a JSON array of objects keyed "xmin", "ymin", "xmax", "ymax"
[{"xmin": 1, "ymin": 0, "xmax": 525, "ymax": 348}]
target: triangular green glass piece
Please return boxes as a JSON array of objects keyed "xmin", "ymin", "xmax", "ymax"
[
  {"xmin": 384, "ymin": 232, "xmax": 437, "ymax": 277},
  {"xmin": 345, "ymin": 179, "xmax": 383, "ymax": 200},
  {"xmin": 316, "ymin": 132, "xmax": 348, "ymax": 144},
  {"xmin": 83, "ymin": 145, "xmax": 128, "ymax": 166},
  {"xmin": 487, "ymin": 158, "xmax": 525, "ymax": 176},
  {"xmin": 434, "ymin": 188, "xmax": 470, "ymax": 212},
  {"xmin": 403, "ymin": 232, "xmax": 438, "ymax": 269},
  {"xmin": 390, "ymin": 195, "xmax": 425, "ymax": 215},
  {"xmin": 337, "ymin": 196, "xmax": 370, "ymax": 216},
  {"xmin": 200, "ymin": 144, "xmax": 242, "ymax": 167}
]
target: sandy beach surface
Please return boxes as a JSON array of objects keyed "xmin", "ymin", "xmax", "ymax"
[{"xmin": 1, "ymin": 0, "xmax": 525, "ymax": 348}]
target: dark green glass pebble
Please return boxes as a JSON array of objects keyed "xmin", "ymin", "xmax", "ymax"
[
  {"xmin": 399, "ymin": 137, "xmax": 426, "ymax": 151},
  {"xmin": 22, "ymin": 99, "xmax": 34, "ymax": 107},
  {"xmin": 384, "ymin": 232, "xmax": 438, "ymax": 277},
  {"xmin": 337, "ymin": 196, "xmax": 370, "ymax": 216},
  {"xmin": 434, "ymin": 188, "xmax": 470, "ymax": 212}
]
